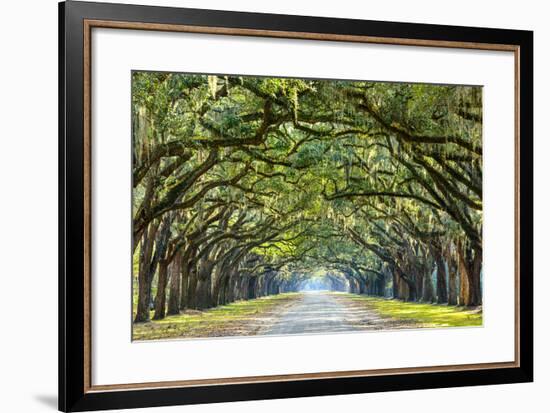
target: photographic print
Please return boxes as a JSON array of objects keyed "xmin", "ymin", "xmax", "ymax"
[
  {"xmin": 131, "ymin": 72, "xmax": 483, "ymax": 341},
  {"xmin": 60, "ymin": 5, "xmax": 532, "ymax": 410}
]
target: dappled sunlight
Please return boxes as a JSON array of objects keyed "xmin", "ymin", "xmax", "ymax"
[
  {"xmin": 133, "ymin": 293, "xmax": 299, "ymax": 340},
  {"xmin": 134, "ymin": 290, "xmax": 480, "ymax": 341},
  {"xmin": 335, "ymin": 294, "xmax": 482, "ymax": 328}
]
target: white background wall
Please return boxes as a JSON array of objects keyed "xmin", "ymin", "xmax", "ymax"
[{"xmin": 0, "ymin": 0, "xmax": 545, "ymax": 412}]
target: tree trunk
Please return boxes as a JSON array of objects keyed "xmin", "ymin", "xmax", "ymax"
[
  {"xmin": 359, "ymin": 279, "xmax": 367, "ymax": 294},
  {"xmin": 422, "ymin": 266, "xmax": 435, "ymax": 302},
  {"xmin": 446, "ymin": 245, "xmax": 458, "ymax": 305},
  {"xmin": 153, "ymin": 260, "xmax": 168, "ymax": 320},
  {"xmin": 225, "ymin": 274, "xmax": 235, "ymax": 303},
  {"xmin": 195, "ymin": 277, "xmax": 211, "ymax": 309},
  {"xmin": 457, "ymin": 239, "xmax": 470, "ymax": 306},
  {"xmin": 435, "ymin": 254, "xmax": 448, "ymax": 304},
  {"xmin": 465, "ymin": 247, "xmax": 483, "ymax": 306},
  {"xmin": 391, "ymin": 270, "xmax": 399, "ymax": 299},
  {"xmin": 247, "ymin": 277, "xmax": 257, "ymax": 299},
  {"xmin": 179, "ymin": 260, "xmax": 190, "ymax": 310},
  {"xmin": 406, "ymin": 281, "xmax": 417, "ymax": 301},
  {"xmin": 457, "ymin": 240, "xmax": 482, "ymax": 306},
  {"xmin": 178, "ymin": 246, "xmax": 198, "ymax": 311},
  {"xmin": 211, "ymin": 263, "xmax": 230, "ymax": 306},
  {"xmin": 195, "ymin": 258, "xmax": 215, "ymax": 309},
  {"xmin": 220, "ymin": 276, "xmax": 231, "ymax": 304},
  {"xmin": 134, "ymin": 221, "xmax": 159, "ymax": 323},
  {"xmin": 376, "ymin": 274, "xmax": 385, "ymax": 296},
  {"xmin": 237, "ymin": 276, "xmax": 248, "ymax": 300},
  {"xmin": 413, "ymin": 266, "xmax": 424, "ymax": 302},
  {"xmin": 187, "ymin": 265, "xmax": 198, "ymax": 309},
  {"xmin": 397, "ymin": 268, "xmax": 416, "ymax": 301},
  {"xmin": 167, "ymin": 252, "xmax": 181, "ymax": 315}
]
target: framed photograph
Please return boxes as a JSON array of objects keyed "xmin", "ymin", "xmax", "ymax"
[{"xmin": 59, "ymin": 1, "xmax": 533, "ymax": 411}]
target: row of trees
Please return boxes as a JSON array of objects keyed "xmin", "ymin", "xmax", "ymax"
[{"xmin": 132, "ymin": 72, "xmax": 483, "ymax": 323}]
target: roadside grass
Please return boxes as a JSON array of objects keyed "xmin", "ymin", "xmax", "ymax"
[
  {"xmin": 337, "ymin": 293, "xmax": 482, "ymax": 328},
  {"xmin": 133, "ymin": 292, "xmax": 300, "ymax": 341}
]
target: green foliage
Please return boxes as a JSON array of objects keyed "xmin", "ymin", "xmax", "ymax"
[{"xmin": 132, "ymin": 71, "xmax": 483, "ymax": 305}]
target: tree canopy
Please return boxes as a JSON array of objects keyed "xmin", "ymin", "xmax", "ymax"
[{"xmin": 131, "ymin": 72, "xmax": 483, "ymax": 323}]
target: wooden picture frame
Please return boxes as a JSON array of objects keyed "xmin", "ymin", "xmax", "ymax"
[{"xmin": 59, "ymin": 1, "xmax": 533, "ymax": 411}]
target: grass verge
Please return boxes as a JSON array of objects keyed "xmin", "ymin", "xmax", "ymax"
[
  {"xmin": 133, "ymin": 292, "xmax": 299, "ymax": 341},
  {"xmin": 339, "ymin": 293, "xmax": 482, "ymax": 328}
]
